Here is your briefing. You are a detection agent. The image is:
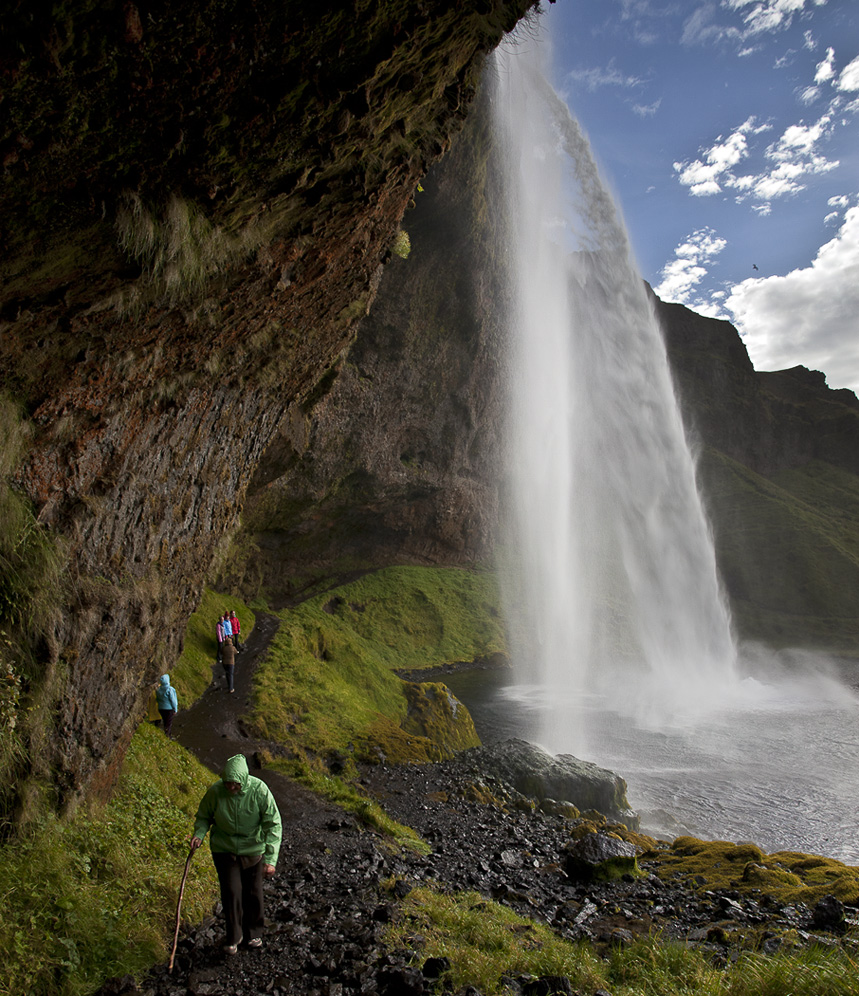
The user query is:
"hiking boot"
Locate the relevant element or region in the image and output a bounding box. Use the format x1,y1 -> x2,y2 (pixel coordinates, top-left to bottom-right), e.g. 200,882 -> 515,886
247,937 -> 263,949
223,935 -> 242,955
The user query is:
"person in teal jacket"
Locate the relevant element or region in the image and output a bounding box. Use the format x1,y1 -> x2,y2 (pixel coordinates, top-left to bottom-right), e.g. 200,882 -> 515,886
190,754 -> 282,954
155,674 -> 178,737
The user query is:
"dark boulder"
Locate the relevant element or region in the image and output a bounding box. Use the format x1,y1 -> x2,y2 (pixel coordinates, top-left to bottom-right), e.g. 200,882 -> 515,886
563,831 -> 639,883
456,739 -> 638,827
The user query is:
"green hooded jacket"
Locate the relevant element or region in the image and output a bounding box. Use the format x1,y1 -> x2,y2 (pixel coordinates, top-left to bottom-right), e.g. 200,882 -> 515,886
193,754 -> 282,864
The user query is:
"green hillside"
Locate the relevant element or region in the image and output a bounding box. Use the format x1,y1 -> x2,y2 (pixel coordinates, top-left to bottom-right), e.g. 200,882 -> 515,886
700,450 -> 859,663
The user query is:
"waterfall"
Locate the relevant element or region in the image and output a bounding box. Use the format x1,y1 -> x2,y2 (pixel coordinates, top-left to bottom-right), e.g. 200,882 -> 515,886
492,31 -> 739,753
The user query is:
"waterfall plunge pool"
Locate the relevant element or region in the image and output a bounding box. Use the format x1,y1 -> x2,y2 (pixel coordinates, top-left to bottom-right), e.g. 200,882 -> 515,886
443,662 -> 859,865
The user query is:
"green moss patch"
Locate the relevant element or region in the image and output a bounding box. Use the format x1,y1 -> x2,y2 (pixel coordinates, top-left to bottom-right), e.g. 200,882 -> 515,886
248,567 -> 487,764
656,836 -> 859,905
307,565 -> 507,671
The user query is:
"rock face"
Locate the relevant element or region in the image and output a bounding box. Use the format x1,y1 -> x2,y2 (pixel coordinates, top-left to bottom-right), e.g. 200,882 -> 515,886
453,738 -> 638,827
657,298 -> 859,478
657,296 -> 859,655
229,87 -> 511,599
0,0 -> 539,811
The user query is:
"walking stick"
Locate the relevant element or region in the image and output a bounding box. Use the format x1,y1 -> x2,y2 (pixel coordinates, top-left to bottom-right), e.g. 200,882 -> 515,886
169,844 -> 196,973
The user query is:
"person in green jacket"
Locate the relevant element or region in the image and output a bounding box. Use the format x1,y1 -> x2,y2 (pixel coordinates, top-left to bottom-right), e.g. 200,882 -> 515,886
190,754 -> 282,954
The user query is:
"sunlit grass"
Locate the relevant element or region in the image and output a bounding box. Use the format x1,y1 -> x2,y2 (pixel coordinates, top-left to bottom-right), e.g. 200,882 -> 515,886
250,567 -> 488,761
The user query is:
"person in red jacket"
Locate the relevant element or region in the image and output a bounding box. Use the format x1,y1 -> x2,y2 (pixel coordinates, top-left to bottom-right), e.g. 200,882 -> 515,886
229,610 -> 243,651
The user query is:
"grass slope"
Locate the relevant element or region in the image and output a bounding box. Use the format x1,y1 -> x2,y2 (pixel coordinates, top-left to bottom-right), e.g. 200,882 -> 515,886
388,885 -> 859,996
0,723 -> 218,996
250,566 -> 491,762
700,451 -> 859,657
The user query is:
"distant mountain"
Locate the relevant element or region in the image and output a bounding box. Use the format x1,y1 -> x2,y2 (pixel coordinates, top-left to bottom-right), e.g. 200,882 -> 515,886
658,298 -> 859,664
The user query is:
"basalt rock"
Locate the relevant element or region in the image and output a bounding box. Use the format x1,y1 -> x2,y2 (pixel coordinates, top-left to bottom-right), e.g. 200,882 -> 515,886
0,0 -> 540,812
228,83 -> 513,599
450,738 -> 639,828
562,831 -> 639,883
657,295 -> 859,654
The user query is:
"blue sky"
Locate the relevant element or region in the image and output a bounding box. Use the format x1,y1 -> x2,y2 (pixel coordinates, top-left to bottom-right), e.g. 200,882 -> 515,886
539,0 -> 859,392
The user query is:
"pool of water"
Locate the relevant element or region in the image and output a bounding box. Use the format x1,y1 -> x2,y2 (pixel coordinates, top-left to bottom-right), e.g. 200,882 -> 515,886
444,667 -> 859,864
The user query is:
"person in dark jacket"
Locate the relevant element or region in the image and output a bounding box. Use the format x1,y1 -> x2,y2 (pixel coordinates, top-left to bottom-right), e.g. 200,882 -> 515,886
191,754 -> 282,954
155,674 -> 178,736
221,636 -> 236,693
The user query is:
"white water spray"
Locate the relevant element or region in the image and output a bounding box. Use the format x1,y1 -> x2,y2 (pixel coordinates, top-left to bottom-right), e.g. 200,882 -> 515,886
493,32 -> 739,751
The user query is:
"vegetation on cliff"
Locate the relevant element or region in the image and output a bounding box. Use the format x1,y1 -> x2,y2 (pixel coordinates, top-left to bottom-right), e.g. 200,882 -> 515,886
250,566 -> 496,764
698,449 -> 859,660
0,724 -> 218,996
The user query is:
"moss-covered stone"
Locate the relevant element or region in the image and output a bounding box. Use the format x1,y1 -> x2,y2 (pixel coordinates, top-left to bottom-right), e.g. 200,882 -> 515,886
655,836 -> 859,905
401,680 -> 480,753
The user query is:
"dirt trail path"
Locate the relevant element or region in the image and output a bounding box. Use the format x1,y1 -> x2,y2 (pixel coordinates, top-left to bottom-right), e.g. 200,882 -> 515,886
170,612 -> 344,853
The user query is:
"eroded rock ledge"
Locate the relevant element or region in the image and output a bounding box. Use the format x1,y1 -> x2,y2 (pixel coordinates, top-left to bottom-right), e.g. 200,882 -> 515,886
0,0 -> 539,811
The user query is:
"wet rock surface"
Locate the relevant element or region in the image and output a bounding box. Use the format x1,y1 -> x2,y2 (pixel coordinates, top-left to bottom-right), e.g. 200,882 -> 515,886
107,620 -> 858,996
107,752 -> 859,996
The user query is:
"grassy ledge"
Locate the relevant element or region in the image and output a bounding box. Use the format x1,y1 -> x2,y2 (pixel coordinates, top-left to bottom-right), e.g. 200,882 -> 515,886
0,723 -> 218,996
386,884 -> 859,996
248,566 -> 494,764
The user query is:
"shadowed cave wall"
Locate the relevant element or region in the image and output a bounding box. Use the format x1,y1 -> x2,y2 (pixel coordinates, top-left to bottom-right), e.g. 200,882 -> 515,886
0,0 -> 540,814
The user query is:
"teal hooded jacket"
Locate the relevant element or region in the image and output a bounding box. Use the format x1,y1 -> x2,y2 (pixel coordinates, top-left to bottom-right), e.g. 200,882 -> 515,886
193,755 -> 282,864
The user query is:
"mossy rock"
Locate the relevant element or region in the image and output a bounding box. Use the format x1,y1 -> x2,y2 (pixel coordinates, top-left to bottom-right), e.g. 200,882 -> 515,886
563,831 -> 641,884
401,680 -> 480,754
655,837 -> 859,905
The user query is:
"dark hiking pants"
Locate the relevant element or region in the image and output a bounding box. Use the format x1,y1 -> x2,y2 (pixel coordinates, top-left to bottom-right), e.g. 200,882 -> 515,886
212,852 -> 265,944
158,708 -> 175,736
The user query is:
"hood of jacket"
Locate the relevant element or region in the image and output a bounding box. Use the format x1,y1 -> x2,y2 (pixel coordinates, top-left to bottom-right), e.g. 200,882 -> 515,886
159,674 -> 171,687
221,754 -> 250,789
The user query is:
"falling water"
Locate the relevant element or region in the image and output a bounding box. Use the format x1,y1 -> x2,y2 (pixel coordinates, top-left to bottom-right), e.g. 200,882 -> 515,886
492,31 -> 740,753
460,28 -> 859,858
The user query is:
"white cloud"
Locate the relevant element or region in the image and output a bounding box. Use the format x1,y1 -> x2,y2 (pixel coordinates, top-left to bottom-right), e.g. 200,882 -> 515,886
653,228 -> 728,303
814,46 -> 836,84
724,205 -> 859,391
683,0 -> 829,47
838,55 -> 859,92
723,0 -> 829,38
564,60 -> 645,92
674,109 -> 839,206
633,98 -> 662,117
674,119 -> 754,195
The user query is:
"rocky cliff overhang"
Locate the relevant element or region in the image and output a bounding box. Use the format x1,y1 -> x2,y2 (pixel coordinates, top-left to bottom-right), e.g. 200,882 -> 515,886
0,0 -> 539,812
